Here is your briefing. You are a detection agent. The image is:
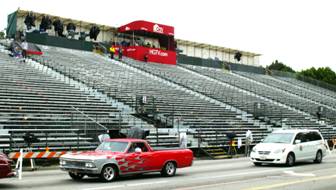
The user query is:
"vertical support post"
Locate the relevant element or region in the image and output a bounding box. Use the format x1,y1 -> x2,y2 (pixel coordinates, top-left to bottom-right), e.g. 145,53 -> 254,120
45,132 -> 48,148
9,131 -> 13,152
18,149 -> 23,180
77,130 -> 80,150
215,130 -> 218,146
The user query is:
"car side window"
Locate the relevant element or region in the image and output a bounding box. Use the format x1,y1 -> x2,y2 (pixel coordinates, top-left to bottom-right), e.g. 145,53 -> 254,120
135,142 -> 148,152
311,132 -> 322,141
127,142 -> 148,153
128,143 -> 137,153
304,132 -> 312,142
294,133 -> 305,143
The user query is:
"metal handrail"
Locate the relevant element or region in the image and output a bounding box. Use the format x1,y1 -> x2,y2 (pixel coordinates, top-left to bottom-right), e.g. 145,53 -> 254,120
70,105 -> 108,130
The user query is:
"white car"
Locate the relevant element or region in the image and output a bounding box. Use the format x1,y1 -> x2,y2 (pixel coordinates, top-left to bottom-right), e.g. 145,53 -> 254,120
250,129 -> 327,166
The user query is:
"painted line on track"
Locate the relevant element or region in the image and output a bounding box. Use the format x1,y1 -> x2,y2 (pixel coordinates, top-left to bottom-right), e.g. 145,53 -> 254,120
245,174 -> 336,190
283,170 -> 315,177
83,180 -> 167,190
189,168 -> 290,181
173,180 -> 244,190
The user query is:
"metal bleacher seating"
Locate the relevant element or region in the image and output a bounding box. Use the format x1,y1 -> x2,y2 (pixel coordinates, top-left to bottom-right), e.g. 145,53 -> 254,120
7,44 -> 334,157
178,64 -> 335,139
32,47 -> 269,152
0,51 -> 132,151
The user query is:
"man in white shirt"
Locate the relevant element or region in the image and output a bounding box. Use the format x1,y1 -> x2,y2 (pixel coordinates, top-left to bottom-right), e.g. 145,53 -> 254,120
246,130 -> 253,156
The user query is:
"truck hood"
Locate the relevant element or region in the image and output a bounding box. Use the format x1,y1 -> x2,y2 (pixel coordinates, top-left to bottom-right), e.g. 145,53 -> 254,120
61,151 -> 122,160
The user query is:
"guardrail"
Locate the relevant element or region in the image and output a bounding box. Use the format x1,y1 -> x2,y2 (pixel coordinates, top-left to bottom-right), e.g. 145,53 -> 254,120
1,128 -> 84,152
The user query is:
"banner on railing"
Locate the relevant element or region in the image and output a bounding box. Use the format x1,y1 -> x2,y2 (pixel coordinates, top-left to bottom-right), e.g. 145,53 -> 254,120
9,151 -> 82,159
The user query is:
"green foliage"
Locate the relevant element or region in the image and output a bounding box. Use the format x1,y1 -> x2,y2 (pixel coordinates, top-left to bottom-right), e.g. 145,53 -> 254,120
0,31 -> 5,39
267,60 -> 295,73
298,67 -> 336,86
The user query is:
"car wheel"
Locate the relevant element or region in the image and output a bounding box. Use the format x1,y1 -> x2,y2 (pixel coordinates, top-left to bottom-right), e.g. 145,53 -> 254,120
100,165 -> 118,182
69,172 -> 84,180
314,150 -> 323,163
161,161 -> 176,177
286,153 -> 295,167
254,162 -> 262,166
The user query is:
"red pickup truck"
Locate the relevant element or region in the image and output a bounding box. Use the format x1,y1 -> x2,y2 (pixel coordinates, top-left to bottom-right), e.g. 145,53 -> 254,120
0,152 -> 15,179
60,138 -> 193,182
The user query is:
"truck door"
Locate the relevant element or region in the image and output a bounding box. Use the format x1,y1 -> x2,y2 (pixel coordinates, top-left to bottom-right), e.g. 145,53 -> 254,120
123,142 -> 153,173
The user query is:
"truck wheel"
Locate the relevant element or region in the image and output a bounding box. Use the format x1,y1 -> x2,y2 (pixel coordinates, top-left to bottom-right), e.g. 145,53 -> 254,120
286,153 -> 295,167
161,161 -> 176,177
69,172 -> 84,180
100,165 -> 117,182
314,150 -> 323,163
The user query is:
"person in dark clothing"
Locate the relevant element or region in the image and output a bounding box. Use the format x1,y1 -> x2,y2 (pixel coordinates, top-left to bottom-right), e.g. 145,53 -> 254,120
144,53 -> 148,62
109,46 -> 115,59
226,131 -> 237,156
118,47 -> 123,60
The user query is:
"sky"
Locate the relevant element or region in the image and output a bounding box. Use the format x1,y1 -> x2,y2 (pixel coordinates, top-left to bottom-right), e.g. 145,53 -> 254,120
1,0 -> 335,72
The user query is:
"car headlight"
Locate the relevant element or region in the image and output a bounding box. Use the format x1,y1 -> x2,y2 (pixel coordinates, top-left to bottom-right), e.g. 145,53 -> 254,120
85,162 -> 96,168
273,148 -> 286,154
251,147 -> 257,153
60,160 -> 66,165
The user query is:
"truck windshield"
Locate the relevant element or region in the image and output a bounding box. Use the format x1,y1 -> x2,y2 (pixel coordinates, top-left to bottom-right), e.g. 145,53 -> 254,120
263,133 -> 294,144
96,141 -> 129,152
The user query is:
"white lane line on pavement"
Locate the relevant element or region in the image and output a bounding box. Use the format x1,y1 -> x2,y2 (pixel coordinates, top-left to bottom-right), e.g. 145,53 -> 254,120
283,170 -> 315,177
246,174 -> 336,190
189,168 -> 290,181
83,185 -> 124,190
83,180 -> 167,190
174,180 -> 243,190
127,181 -> 167,186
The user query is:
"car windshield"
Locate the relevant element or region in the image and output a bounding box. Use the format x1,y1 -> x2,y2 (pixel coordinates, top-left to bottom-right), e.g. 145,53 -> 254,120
263,133 -> 294,144
96,141 -> 129,152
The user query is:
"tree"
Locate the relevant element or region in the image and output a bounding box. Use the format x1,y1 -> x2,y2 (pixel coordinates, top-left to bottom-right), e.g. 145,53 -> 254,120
267,60 -> 295,73
0,31 -> 5,39
299,67 -> 336,86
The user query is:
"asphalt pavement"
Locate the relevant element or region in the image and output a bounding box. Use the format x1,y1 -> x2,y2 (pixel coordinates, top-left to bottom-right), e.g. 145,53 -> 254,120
1,153 -> 336,190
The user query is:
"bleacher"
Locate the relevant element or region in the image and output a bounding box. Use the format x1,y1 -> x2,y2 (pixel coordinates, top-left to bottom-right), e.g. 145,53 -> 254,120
235,71 -> 336,119
118,60 -> 334,139
2,41 -> 335,157
32,47 -> 269,151
179,64 -> 335,138
0,51 -> 131,151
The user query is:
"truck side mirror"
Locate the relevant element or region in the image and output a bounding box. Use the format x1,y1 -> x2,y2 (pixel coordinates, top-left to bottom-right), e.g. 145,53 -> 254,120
295,140 -> 301,144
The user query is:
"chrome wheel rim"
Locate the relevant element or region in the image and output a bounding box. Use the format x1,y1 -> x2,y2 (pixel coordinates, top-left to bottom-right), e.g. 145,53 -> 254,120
103,167 -> 114,180
166,162 -> 175,175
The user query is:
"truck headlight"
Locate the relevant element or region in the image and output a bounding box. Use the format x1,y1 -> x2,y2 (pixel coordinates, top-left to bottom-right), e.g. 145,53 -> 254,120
85,162 -> 96,168
60,160 -> 66,165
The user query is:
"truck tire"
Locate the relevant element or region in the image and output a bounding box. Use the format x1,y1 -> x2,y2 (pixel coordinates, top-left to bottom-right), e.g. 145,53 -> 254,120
161,161 -> 176,177
100,165 -> 117,182
69,172 -> 84,180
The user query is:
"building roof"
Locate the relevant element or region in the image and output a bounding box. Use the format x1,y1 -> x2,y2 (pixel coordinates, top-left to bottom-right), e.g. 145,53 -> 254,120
175,39 -> 261,57
16,9 -> 118,33
16,9 -> 261,57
